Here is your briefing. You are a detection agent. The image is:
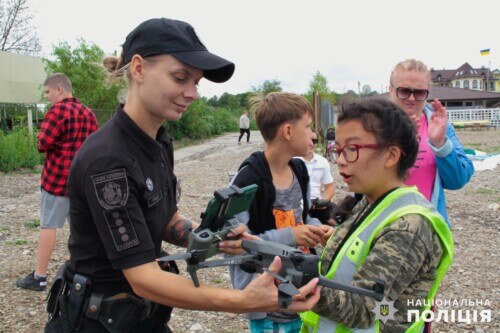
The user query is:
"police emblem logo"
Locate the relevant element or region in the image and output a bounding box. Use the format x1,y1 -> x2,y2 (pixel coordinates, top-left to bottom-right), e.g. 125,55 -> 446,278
146,178 -> 154,191
380,304 -> 389,316
371,297 -> 398,324
92,169 -> 129,210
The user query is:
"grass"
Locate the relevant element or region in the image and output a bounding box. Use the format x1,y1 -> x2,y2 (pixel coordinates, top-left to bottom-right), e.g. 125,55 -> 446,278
0,226 -> 9,232
475,188 -> 495,195
25,220 -> 40,229
6,239 -> 28,246
210,278 -> 222,284
0,128 -> 44,172
464,143 -> 500,154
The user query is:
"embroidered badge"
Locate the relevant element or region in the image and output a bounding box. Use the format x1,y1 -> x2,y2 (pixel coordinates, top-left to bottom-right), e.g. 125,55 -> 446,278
146,178 -> 154,192
147,190 -> 162,208
92,169 -> 129,210
103,207 -> 139,252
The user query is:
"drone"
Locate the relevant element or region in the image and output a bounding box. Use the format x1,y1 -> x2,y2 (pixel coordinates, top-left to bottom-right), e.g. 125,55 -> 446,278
159,184 -> 384,308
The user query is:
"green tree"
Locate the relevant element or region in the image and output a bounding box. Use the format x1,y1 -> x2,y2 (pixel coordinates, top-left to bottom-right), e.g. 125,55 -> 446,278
218,92 -> 240,109
251,79 -> 283,96
44,39 -> 124,112
306,71 -> 334,105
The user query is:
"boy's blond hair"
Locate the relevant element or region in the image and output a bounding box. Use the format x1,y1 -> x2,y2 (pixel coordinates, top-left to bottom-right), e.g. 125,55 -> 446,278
44,73 -> 72,93
250,92 -> 313,142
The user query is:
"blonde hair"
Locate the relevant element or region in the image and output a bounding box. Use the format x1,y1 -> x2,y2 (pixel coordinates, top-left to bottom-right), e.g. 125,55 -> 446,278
102,52 -> 130,83
44,73 -> 72,93
251,92 -> 313,142
390,59 -> 431,86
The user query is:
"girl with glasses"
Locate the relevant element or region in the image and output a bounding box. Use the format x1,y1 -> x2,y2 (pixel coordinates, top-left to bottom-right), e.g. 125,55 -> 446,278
301,98 -> 454,333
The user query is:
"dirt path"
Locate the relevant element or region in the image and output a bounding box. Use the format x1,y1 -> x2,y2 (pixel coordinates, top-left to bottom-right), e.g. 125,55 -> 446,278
0,130 -> 498,332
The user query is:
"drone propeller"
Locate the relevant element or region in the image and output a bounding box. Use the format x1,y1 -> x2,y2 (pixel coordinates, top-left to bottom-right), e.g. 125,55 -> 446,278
264,268 -> 300,308
264,268 -> 300,296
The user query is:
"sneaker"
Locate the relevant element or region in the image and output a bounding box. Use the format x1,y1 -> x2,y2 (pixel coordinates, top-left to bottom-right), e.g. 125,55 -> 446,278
16,271 -> 47,291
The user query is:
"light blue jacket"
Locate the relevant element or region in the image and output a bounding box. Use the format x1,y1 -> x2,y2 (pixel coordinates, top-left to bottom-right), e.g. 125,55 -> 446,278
423,105 -> 474,226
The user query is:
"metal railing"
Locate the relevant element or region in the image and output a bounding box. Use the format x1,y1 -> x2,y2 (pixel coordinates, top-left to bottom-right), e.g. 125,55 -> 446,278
447,108 -> 499,127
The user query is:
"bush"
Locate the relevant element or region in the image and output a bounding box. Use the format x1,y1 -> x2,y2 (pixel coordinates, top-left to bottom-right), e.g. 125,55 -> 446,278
0,128 -> 43,172
164,100 -> 240,140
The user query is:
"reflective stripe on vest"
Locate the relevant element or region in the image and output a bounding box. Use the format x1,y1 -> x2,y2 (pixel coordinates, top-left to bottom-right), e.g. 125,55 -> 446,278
301,187 -> 454,333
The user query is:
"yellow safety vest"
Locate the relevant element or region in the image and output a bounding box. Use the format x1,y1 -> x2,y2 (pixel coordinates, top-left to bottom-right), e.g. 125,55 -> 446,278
301,187 -> 454,333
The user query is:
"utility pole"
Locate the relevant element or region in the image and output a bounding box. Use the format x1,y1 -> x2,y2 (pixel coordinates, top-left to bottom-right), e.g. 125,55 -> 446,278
357,81 -> 361,96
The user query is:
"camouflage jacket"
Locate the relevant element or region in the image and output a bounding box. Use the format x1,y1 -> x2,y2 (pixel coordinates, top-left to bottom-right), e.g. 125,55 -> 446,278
313,198 -> 443,333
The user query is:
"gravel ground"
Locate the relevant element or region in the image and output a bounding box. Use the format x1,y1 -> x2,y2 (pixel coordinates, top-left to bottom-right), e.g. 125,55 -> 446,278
0,130 -> 498,333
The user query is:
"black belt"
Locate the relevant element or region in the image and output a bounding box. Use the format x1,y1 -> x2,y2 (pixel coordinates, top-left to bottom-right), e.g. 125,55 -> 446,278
84,292 -> 158,332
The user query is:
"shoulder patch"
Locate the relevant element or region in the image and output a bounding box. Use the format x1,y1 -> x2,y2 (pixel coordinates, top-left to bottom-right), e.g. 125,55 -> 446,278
103,207 -> 139,252
92,169 -> 129,210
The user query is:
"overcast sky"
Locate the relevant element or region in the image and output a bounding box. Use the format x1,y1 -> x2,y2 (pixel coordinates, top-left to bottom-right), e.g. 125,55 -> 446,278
29,0 -> 498,98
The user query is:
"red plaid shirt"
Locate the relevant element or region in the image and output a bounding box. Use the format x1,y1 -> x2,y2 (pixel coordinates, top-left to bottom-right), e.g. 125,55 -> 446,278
38,97 -> 98,196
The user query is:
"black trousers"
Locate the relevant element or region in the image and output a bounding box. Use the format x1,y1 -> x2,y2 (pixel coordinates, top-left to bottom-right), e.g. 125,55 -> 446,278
238,128 -> 250,142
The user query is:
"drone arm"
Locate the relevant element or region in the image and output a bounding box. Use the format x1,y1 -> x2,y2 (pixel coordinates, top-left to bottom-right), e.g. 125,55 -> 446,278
318,278 -> 384,301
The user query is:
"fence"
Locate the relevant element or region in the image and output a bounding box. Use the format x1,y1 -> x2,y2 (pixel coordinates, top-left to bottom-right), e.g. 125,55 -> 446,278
447,108 -> 500,128
0,106 -> 115,134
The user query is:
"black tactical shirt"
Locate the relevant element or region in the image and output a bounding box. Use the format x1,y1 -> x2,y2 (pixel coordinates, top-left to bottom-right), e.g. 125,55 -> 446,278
66,105 -> 178,293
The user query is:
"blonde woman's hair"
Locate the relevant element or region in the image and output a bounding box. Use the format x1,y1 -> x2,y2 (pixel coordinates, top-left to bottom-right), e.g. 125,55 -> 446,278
102,52 -> 130,83
251,92 -> 313,142
390,59 -> 431,86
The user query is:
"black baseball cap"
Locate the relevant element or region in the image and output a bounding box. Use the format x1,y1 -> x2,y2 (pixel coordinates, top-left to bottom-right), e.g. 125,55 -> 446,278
122,18 -> 235,83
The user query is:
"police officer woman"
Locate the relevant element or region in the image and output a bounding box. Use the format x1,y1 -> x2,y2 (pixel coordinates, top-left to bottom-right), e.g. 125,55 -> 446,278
45,18 -> 320,333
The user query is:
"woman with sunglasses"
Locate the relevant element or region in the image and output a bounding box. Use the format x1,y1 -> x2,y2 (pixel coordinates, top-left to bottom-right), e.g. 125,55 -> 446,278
388,59 -> 473,226
300,98 -> 454,333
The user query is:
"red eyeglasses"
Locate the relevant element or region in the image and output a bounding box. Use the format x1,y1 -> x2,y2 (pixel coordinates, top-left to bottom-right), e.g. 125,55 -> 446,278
332,144 -> 390,163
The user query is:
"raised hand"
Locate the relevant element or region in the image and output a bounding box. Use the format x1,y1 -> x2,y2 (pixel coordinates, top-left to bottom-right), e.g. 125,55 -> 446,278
428,99 -> 447,148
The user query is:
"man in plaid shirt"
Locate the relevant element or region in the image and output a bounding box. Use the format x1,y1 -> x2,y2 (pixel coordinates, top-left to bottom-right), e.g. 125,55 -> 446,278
17,73 -> 98,291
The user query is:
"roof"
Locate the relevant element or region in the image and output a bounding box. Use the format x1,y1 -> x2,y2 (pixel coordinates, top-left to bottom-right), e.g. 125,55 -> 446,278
430,62 -> 495,81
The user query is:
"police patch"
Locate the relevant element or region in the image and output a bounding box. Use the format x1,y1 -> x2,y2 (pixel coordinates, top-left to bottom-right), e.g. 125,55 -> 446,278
103,207 -> 139,252
92,169 -> 129,210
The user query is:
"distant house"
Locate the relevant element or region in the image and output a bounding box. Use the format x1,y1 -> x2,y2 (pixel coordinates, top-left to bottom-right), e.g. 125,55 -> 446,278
430,62 -> 498,92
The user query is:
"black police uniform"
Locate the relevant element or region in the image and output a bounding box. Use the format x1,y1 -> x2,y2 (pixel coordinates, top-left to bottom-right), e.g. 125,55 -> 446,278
46,105 -> 178,333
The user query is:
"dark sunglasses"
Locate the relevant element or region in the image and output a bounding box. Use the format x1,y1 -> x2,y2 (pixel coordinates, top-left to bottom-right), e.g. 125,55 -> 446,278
312,138 -> 318,144
394,86 -> 429,101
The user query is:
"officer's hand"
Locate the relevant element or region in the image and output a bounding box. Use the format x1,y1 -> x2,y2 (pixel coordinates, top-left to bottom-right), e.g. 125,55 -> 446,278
244,256 -> 320,312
